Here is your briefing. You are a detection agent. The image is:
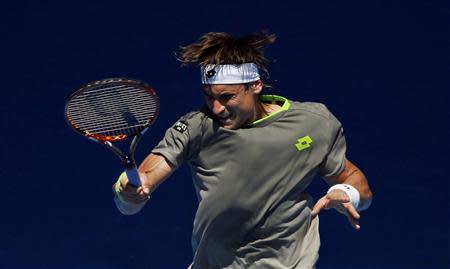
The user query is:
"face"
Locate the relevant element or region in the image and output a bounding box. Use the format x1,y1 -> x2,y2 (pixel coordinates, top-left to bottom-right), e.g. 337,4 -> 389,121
203,81 -> 263,129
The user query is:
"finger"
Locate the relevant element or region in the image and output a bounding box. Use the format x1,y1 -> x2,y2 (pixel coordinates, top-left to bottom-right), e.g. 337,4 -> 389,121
346,213 -> 361,230
121,187 -> 149,203
346,204 -> 361,220
134,187 -> 149,199
311,197 -> 330,217
341,203 -> 361,230
328,201 -> 348,215
138,187 -> 151,199
141,186 -> 151,195
137,172 -> 152,195
122,181 -> 139,191
119,173 -> 131,187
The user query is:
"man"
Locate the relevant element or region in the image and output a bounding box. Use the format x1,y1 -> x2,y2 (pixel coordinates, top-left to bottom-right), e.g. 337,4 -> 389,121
113,31 -> 373,269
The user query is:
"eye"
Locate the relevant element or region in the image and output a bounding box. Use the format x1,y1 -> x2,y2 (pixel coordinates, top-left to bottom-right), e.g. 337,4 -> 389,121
204,92 -> 213,100
219,93 -> 234,101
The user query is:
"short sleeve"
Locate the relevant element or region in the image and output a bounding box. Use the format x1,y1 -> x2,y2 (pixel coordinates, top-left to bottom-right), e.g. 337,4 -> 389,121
151,111 -> 204,168
318,109 -> 347,177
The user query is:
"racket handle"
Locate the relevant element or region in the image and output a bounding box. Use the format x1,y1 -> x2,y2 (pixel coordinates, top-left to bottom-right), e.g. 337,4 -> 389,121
125,165 -> 142,187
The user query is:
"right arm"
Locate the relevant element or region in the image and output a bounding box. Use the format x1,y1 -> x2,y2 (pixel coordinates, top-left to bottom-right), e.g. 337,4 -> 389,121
113,153 -> 176,215
114,111 -> 205,214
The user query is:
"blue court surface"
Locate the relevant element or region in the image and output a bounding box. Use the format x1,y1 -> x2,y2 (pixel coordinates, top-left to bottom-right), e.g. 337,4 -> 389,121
1,1 -> 447,269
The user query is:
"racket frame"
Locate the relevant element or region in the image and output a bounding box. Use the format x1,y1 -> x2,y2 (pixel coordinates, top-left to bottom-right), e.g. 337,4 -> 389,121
65,77 -> 159,187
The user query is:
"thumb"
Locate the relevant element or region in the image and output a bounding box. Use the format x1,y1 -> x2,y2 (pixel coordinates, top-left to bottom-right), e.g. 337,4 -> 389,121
138,171 -> 151,195
143,187 -> 151,195
311,197 -> 329,217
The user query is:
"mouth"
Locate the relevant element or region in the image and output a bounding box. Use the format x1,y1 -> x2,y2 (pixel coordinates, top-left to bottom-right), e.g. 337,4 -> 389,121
217,114 -> 233,124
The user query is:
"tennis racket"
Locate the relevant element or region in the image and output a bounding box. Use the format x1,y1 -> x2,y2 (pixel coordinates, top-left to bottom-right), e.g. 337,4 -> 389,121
64,77 -> 160,187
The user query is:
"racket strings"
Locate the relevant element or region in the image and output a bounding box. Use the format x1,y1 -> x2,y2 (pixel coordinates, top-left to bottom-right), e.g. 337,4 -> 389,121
69,85 -> 154,109
66,83 -> 159,139
67,103 -> 155,125
67,100 -> 157,126
68,101 -> 158,124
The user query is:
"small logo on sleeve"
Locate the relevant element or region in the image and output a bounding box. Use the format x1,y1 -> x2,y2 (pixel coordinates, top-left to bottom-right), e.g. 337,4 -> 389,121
173,121 -> 188,133
295,135 -> 313,151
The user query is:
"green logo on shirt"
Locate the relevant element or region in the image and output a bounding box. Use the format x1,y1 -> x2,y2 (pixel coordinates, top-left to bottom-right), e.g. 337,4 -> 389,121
295,135 -> 313,151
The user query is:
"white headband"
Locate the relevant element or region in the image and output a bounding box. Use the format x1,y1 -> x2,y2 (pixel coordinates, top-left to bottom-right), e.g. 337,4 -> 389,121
201,63 -> 260,84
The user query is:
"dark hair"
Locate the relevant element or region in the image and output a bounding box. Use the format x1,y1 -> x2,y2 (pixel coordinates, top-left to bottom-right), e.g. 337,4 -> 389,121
177,31 -> 276,77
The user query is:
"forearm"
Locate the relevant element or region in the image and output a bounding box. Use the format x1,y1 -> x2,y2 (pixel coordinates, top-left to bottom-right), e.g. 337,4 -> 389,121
340,167 -> 372,201
113,153 -> 175,215
138,153 -> 175,194
327,160 -> 373,209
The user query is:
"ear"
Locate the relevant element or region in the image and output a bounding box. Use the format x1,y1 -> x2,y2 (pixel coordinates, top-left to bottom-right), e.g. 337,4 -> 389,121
251,80 -> 263,94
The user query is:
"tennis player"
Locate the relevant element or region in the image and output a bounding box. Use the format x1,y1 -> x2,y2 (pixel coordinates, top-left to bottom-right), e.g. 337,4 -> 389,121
113,31 -> 373,269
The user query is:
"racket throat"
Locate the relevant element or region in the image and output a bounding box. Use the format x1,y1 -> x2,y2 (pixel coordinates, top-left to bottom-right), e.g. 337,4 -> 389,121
103,141 -> 141,186
123,155 -> 137,168
102,141 -> 136,166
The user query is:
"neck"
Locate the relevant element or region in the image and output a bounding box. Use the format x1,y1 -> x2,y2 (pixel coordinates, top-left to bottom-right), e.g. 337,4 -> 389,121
255,100 -> 280,120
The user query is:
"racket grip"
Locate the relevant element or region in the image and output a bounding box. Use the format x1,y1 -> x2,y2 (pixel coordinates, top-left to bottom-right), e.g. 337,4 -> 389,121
125,165 -> 142,187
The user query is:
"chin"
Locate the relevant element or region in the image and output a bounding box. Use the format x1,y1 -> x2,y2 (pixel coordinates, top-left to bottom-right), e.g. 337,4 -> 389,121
217,117 -> 245,130
227,122 -> 247,130
221,121 -> 239,130
221,124 -> 235,130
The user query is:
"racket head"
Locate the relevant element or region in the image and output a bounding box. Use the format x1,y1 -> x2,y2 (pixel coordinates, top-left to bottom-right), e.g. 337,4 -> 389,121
65,77 -> 159,142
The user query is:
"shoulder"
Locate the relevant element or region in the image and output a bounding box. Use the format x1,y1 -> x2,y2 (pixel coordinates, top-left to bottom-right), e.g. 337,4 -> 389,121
288,101 -> 335,120
178,109 -> 211,125
171,109 -> 212,135
287,100 -> 343,134
178,110 -> 208,123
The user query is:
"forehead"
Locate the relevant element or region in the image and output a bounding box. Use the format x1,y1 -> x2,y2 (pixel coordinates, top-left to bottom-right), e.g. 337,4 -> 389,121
203,84 -> 245,95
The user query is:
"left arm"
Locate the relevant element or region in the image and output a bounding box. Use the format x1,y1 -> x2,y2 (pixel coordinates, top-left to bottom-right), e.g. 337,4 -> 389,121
326,159 -> 373,206
311,159 -> 373,229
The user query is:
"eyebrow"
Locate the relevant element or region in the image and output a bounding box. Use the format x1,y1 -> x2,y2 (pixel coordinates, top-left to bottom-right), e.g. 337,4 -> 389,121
203,91 -> 236,99
202,84 -> 243,98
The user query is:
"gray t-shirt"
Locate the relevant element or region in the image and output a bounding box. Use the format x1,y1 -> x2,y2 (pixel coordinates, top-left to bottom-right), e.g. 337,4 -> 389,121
152,95 -> 346,269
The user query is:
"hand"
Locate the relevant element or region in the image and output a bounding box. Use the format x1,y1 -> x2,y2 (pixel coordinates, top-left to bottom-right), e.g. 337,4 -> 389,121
311,189 -> 361,230
116,172 -> 150,204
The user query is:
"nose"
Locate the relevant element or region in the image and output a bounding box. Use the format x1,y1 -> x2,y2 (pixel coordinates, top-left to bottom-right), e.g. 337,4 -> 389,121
211,99 -> 226,116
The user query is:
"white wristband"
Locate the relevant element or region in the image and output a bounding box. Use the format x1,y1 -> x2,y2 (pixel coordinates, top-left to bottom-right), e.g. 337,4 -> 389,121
327,184 -> 360,210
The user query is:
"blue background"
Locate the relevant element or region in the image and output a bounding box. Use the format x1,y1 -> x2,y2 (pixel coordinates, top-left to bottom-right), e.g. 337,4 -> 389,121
1,1 -> 448,268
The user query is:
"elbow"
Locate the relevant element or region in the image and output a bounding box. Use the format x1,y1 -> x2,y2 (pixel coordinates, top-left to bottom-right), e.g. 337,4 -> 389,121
358,187 -> 373,211
362,187 -> 373,202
